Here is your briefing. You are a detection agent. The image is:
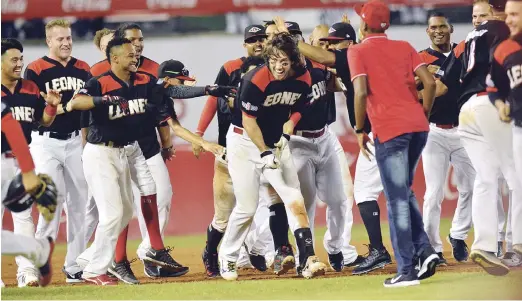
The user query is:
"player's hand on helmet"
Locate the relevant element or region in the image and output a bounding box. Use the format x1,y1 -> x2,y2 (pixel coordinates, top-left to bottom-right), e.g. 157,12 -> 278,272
261,150 -> 280,169
205,85 -> 237,98
273,16 -> 289,34
22,171 -> 42,195
40,90 -> 61,107
495,100 -> 511,123
356,131 -> 374,161
341,13 -> 350,24
275,134 -> 290,160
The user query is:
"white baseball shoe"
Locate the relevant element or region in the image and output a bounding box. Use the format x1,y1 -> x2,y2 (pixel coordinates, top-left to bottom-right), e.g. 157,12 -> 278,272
17,272 -> 39,287
301,256 -> 327,279
219,258 -> 238,281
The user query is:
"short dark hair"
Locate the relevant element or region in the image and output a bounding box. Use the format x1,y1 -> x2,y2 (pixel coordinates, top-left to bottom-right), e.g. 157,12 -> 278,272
263,32 -> 303,69
115,23 -> 141,39
106,37 -> 131,63
1,38 -> 23,56
428,12 -> 450,23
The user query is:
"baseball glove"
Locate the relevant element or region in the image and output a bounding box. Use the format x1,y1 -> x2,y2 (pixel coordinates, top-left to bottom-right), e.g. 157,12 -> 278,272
33,174 -> 58,223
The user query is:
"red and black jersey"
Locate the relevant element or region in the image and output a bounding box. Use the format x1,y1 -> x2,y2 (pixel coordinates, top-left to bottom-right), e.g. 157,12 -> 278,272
419,44 -> 459,125
488,35 -> 522,124
1,100 -> 35,172
24,56 -> 90,134
295,59 -> 335,131
90,56 -> 159,78
1,80 -> 46,152
457,20 -> 510,107
78,71 -> 165,153
232,65 -> 312,147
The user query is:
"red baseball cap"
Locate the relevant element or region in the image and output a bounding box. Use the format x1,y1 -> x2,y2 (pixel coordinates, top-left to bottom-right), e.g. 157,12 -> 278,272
354,0 -> 391,31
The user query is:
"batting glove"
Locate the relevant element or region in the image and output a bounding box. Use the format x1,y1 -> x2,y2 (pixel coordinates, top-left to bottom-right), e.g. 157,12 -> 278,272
260,150 -> 280,169
275,134 -> 290,160
93,95 -> 130,115
205,85 -> 237,98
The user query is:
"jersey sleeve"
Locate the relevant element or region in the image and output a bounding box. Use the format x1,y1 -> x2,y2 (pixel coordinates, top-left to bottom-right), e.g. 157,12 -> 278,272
439,51 -> 463,89
333,49 -> 350,79
214,66 -> 231,86
348,47 -> 366,81
238,79 -> 264,118
147,78 -> 174,125
34,92 -> 46,122
487,56 -> 510,104
77,78 -> 102,97
24,67 -> 43,91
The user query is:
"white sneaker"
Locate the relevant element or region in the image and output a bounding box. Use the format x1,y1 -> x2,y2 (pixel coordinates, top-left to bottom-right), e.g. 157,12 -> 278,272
502,252 -> 522,267
17,273 -> 39,287
219,257 -> 238,281
301,256 -> 327,279
136,247 -> 148,261
265,251 -> 275,269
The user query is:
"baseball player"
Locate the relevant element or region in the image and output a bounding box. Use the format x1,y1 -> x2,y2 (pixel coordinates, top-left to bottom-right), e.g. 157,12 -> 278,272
488,0 -> 522,262
452,0 -> 522,275
418,13 -> 475,265
194,25 -> 276,277
287,21 -> 390,273
219,32 -> 327,280
94,28 -> 115,55
349,0 -> 439,287
24,19 -> 90,283
1,38 -> 60,287
1,99 -> 57,288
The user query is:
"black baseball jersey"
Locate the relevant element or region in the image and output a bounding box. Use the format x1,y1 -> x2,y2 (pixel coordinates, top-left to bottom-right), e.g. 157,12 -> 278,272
488,35 -> 522,124
419,45 -> 459,125
78,71 -> 166,150
1,80 -> 46,153
25,56 -> 90,134
232,65 -> 312,147
295,59 -> 334,131
1,100 -> 11,154
456,20 -> 510,107
333,48 -> 371,133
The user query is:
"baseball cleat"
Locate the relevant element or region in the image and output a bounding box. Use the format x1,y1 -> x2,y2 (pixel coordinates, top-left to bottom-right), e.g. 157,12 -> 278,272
301,256 -> 327,279
416,248 -> 439,280
501,252 -> 522,267
344,255 -> 365,268
219,258 -> 238,281
436,252 -> 447,267
447,235 -> 469,262
243,243 -> 267,272
353,245 -> 392,275
108,260 -> 139,285
143,261 -> 189,278
83,274 -> 118,286
63,267 -> 84,283
512,244 -> 522,257
38,237 -> 54,287
202,247 -> 220,278
142,247 -> 187,272
470,250 -> 509,276
328,252 -> 344,272
383,272 -> 420,288
17,273 -> 39,287
273,245 -> 295,276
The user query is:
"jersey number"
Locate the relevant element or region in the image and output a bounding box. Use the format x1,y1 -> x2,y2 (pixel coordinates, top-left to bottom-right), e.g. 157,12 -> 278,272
467,40 -> 476,73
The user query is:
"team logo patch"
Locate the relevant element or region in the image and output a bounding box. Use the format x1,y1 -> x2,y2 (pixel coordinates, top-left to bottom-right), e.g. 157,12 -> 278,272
328,27 -> 336,33
249,26 -> 262,33
381,22 -> 387,28
242,101 -> 258,111
285,22 -> 293,28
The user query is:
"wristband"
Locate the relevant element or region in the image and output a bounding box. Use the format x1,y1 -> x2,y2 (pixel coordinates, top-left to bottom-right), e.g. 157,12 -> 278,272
260,150 -> 272,158
44,105 -> 57,117
282,134 -> 290,141
355,128 -> 364,134
92,96 -> 103,106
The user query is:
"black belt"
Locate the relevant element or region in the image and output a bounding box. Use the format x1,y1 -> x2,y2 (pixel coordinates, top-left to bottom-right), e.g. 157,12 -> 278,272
38,129 -> 79,140
294,128 -> 326,138
98,141 -> 133,148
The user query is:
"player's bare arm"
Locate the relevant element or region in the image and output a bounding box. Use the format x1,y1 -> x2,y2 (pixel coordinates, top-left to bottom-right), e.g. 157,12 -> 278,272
158,126 -> 175,161
352,76 -> 373,160
165,118 -> 224,156
415,65 -> 436,116
39,89 -> 61,126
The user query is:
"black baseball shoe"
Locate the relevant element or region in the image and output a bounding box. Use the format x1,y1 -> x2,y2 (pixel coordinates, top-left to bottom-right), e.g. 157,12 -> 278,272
143,260 -> 189,278
63,267 -> 84,283
447,235 -> 469,262
383,272 -> 420,288
437,252 -> 447,266
202,247 -> 220,278
328,252 -> 344,272
142,246 -> 187,274
107,259 -> 139,285
273,245 -> 295,276
243,243 -> 267,272
353,245 -> 392,275
415,247 -> 439,280
344,255 -> 366,268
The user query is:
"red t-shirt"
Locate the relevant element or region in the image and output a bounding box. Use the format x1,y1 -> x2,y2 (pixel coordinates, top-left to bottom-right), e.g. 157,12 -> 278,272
348,33 -> 428,142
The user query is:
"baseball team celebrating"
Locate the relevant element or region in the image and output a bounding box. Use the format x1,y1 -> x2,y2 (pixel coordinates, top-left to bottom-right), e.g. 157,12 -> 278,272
1,0 -> 522,289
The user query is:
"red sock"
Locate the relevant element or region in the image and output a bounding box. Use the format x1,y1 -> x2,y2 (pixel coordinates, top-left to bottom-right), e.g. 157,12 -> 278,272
141,194 -> 164,250
114,226 -> 129,263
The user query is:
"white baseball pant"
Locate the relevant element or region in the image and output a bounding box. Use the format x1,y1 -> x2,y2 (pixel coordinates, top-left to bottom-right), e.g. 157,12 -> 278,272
353,133 -> 383,204
80,142 -> 134,277
1,230 -> 52,270
29,132 -> 87,275
289,128 -> 346,255
220,126 -> 307,262
421,124 -> 474,253
458,94 -> 522,252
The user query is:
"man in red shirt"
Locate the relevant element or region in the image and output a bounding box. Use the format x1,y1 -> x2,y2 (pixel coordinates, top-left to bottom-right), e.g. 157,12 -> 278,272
348,0 -> 439,288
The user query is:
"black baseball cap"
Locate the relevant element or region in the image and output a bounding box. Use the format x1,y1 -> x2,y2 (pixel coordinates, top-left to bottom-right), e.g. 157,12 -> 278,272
264,20 -> 302,35
320,22 -> 357,42
158,60 -> 195,81
244,25 -> 267,42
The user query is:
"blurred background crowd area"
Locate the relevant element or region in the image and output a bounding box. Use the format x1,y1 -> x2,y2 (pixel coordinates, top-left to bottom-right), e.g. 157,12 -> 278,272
2,0 -> 474,41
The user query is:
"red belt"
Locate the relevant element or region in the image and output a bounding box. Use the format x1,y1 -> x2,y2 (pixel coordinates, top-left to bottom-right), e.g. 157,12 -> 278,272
295,128 -> 326,138
477,91 -> 488,96
233,127 -> 244,135
434,124 -> 456,129
4,152 -> 15,158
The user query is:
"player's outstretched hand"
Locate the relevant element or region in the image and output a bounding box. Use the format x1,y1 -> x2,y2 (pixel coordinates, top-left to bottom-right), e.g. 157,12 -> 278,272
40,90 -> 61,107
261,150 -> 280,169
273,16 -> 289,34
202,140 -> 226,157
192,143 -> 204,159
205,85 -> 237,98
96,95 -> 130,115
275,134 -> 290,160
341,14 -> 350,24
356,132 -> 374,161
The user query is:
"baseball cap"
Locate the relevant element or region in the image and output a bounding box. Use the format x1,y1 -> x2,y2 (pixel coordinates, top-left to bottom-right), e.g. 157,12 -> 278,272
489,0 -> 507,11
264,20 -> 303,35
319,22 -> 357,41
244,25 -> 267,42
158,60 -> 195,81
354,0 -> 390,31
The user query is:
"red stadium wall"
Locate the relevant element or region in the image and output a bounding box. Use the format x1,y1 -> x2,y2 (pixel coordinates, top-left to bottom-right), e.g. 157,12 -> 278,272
2,134 -> 482,243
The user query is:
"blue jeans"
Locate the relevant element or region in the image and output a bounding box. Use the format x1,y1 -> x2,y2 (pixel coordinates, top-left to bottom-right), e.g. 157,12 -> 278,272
374,132 -> 432,274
